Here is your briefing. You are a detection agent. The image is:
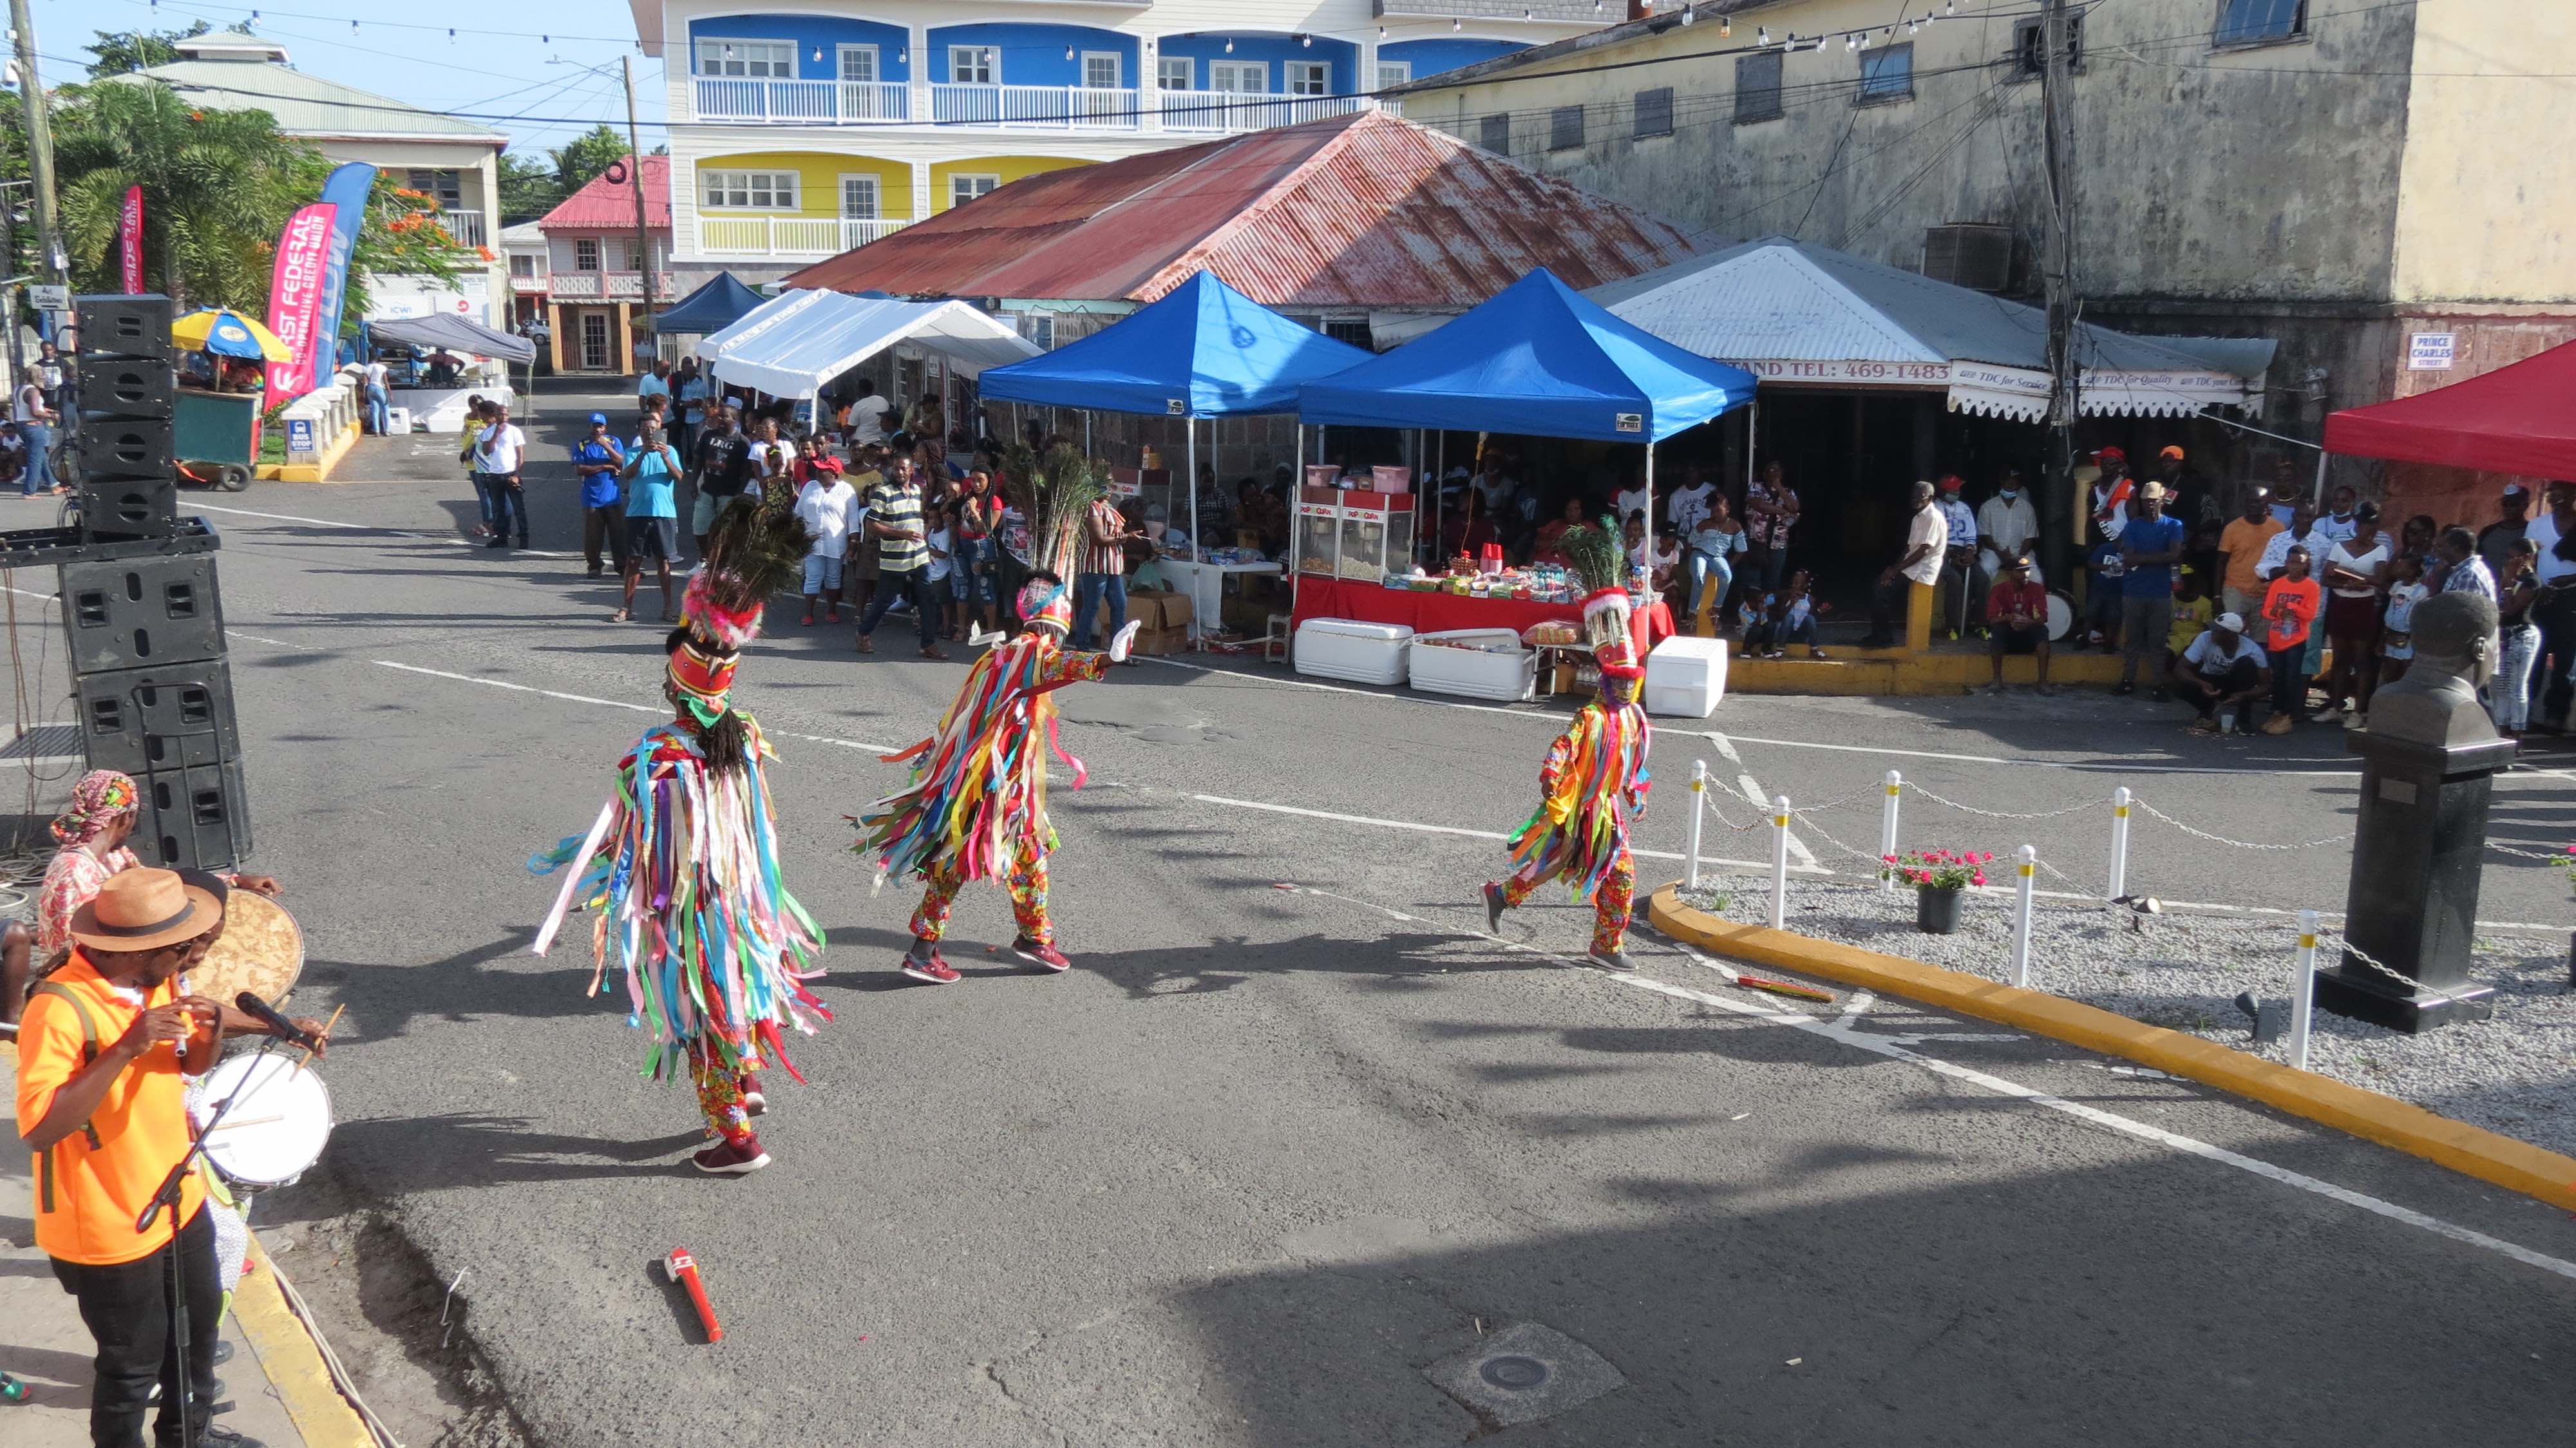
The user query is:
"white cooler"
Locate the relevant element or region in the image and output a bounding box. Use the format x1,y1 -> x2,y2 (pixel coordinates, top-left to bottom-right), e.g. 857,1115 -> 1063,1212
1643,635 -> 1728,717
1295,618 -> 1414,686
384,406 -> 413,433
1408,628 -> 1536,702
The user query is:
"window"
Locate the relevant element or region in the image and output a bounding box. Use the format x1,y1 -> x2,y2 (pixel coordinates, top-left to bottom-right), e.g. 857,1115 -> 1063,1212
1548,104 -> 1585,151
950,174 -> 999,209
508,253 -> 536,278
840,175 -> 879,220
1857,43 -> 1914,105
950,45 -> 996,84
1323,319 -> 1372,350
699,169 -> 799,211
406,168 -> 462,209
1734,52 -> 1783,123
607,237 -> 628,272
2215,0 -> 2307,46
694,39 -> 793,78
574,238 -> 600,271
2011,17 -> 2085,77
1378,61 -> 1411,90
1478,113 -> 1510,153
1286,61 -> 1329,97
838,45 -> 877,83
1158,56 -> 1193,90
1633,86 -> 1674,138
580,312 -> 611,370
1083,52 -> 1121,90
1011,312 -> 1055,349
1209,60 -> 1267,93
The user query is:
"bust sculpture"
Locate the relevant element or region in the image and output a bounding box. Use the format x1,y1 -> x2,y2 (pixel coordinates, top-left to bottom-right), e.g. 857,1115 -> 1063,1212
2367,590 -> 2499,747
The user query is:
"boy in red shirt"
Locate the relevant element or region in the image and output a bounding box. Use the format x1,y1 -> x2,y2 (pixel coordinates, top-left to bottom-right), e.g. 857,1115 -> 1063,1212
1982,552 -> 2056,694
2259,544 -> 2322,735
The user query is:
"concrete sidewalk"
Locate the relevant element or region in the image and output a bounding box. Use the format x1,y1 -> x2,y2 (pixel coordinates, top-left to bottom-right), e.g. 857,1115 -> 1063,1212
3,1042 -> 327,1447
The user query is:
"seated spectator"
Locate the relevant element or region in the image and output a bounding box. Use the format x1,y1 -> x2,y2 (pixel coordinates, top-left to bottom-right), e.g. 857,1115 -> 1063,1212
1743,570 -> 1827,660
2166,565 -> 2215,694
1532,497 -> 1583,567
1983,553 -> 2055,695
2170,612 -> 2269,736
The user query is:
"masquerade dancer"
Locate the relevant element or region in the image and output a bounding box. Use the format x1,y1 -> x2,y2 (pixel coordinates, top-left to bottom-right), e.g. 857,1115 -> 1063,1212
856,444 -> 1141,984
1484,520 -> 1653,971
532,504 -> 829,1175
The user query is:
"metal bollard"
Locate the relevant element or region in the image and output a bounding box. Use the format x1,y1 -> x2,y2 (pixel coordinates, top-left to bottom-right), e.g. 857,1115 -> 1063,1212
1769,794 -> 1792,929
2291,910 -> 2319,1071
2107,786 -> 2133,901
1879,770 -> 1903,892
2011,845 -> 2037,989
1686,759 -> 1709,891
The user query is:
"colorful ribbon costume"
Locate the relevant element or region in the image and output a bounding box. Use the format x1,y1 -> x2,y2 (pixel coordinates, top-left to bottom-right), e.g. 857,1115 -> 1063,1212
1488,522 -> 1653,964
855,444 -> 1130,980
531,504 -> 827,1173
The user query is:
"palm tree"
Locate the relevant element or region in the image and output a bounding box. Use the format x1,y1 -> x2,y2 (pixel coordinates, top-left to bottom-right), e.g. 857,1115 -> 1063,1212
54,80 -> 322,309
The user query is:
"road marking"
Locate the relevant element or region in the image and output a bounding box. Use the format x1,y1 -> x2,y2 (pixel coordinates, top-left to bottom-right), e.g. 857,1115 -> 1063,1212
369,660 -> 903,753
192,502 -> 576,559
1282,881 -> 2576,1285
1186,792 -> 1829,874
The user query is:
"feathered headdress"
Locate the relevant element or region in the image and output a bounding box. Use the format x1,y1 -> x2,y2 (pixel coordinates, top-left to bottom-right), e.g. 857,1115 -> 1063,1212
1561,517 -> 1636,657
668,495 -> 812,750
1002,442 -> 1106,631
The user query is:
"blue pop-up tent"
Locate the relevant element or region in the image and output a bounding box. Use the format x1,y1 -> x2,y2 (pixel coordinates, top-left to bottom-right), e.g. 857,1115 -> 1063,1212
1297,267 -> 1756,444
980,271 -> 1373,418
652,272 -> 766,336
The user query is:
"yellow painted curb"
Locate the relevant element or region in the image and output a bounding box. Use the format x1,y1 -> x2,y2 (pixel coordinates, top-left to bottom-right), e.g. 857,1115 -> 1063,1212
232,1237 -> 375,1447
1645,883 -> 2576,1214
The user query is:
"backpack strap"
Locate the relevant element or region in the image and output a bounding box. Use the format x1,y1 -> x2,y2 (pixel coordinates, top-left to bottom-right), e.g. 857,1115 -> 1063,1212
29,981 -> 106,1215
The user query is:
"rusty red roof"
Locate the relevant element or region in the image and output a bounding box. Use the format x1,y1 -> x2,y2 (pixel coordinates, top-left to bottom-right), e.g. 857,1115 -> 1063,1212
784,111 -> 1703,309
539,154 -> 670,233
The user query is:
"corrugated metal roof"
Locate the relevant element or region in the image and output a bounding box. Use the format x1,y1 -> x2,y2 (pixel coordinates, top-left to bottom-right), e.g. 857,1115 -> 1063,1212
1591,236 -> 2253,377
119,46 -> 504,140
540,155 -> 671,233
786,110 -> 1703,309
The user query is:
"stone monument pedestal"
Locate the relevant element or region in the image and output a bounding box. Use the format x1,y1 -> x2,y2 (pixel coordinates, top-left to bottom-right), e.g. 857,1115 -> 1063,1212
2322,731 -> 2515,1032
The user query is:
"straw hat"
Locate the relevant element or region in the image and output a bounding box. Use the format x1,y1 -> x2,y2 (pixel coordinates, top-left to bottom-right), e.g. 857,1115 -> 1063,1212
68,868 -> 222,953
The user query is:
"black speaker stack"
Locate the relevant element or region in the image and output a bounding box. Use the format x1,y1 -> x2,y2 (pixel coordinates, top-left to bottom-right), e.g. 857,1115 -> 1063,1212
0,293 -> 252,870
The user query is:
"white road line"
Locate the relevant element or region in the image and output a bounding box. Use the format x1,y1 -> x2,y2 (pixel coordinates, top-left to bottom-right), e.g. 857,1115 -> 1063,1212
369,660 -> 904,753
228,632 -> 303,649
191,502 -> 576,558
1282,881 -> 2576,1284
1698,730 -> 2365,778
1186,792 -> 1829,873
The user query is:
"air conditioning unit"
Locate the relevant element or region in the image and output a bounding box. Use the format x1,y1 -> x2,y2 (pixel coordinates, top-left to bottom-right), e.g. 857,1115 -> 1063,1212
1923,223 -> 2014,292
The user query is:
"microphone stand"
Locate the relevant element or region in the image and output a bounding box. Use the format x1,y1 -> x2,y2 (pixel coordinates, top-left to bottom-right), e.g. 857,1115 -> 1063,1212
136,1033 -> 284,1448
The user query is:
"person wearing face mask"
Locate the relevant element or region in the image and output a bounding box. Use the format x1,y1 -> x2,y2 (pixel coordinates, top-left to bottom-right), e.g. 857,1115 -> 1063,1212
1975,469 -> 2040,598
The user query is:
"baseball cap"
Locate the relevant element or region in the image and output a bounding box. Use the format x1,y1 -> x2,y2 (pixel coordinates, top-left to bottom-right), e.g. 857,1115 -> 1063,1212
2000,551 -> 2031,571
2216,611 -> 2246,633
2136,481 -> 2168,501
2159,445 -> 2186,461
2505,483 -> 2531,498
588,411 -> 608,425
2094,444 -> 2128,464
1937,473 -> 1964,492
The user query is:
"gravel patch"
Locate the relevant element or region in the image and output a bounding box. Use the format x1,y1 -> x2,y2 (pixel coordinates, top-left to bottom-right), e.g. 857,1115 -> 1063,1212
1680,877 -> 2576,1157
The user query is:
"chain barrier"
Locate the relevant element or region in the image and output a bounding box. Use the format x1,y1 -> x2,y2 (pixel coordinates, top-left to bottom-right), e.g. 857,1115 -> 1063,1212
2485,842 -> 2570,862
2313,927 -> 2479,1007
1795,809 -> 1910,868
1903,782 -> 2100,822
1694,785 -> 1763,834
2130,797 -> 2344,852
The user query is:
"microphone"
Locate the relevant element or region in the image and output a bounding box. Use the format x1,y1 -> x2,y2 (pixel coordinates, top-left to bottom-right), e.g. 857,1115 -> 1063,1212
234,991 -> 319,1049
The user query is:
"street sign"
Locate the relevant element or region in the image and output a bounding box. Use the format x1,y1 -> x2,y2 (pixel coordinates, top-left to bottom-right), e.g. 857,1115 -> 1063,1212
30,284 -> 68,312
2407,332 -> 2457,371
286,417 -> 317,456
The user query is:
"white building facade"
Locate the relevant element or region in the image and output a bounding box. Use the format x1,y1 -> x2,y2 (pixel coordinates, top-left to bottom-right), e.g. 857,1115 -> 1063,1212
631,0 -> 1608,285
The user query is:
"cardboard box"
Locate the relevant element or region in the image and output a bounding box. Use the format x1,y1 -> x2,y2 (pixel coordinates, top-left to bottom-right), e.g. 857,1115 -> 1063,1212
1127,587 -> 1192,630
1132,624 -> 1189,656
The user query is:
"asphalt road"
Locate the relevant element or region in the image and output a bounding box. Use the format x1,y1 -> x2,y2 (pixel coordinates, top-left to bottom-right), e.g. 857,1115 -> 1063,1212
8,396 -> 2576,1446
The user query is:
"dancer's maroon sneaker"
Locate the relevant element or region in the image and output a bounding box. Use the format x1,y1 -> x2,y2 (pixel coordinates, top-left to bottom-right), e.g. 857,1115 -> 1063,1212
1011,937 -> 1072,973
900,941 -> 961,984
692,1136 -> 770,1174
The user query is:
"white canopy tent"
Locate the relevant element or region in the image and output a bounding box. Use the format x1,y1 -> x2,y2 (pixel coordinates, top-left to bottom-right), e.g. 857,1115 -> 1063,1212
701,289 -> 1040,401
1586,236 -> 2266,421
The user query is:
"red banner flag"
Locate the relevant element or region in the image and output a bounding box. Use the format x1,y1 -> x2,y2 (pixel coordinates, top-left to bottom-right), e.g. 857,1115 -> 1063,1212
264,202 -> 337,398
118,186 -> 145,293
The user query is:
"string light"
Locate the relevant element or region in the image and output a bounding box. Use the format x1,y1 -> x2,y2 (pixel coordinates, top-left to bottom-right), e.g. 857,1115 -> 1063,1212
1846,33 -> 1860,50
1681,6 -> 1694,25
1064,44 -> 1074,60
1757,27 -> 1769,44
1302,33 -> 1312,47
1225,37 -> 1235,53
1378,25 -> 1387,39
815,47 -> 826,62
1454,17 -> 1463,31
1720,17 -> 1731,37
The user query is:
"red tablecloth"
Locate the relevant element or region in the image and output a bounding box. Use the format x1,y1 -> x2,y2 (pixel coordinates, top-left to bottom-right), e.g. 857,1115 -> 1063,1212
1293,576 -> 1673,651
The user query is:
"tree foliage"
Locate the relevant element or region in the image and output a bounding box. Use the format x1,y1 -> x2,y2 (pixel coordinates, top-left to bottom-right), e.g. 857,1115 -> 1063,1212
551,125 -> 631,195
53,79 -> 462,326
82,22 -> 211,79
497,151 -> 561,224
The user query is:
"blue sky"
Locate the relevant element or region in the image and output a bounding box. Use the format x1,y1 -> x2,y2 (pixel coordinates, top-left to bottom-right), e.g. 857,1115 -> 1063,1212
41,0 -> 669,157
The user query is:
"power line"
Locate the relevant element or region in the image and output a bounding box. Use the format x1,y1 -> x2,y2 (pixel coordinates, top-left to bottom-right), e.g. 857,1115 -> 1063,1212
69,0 -> 642,49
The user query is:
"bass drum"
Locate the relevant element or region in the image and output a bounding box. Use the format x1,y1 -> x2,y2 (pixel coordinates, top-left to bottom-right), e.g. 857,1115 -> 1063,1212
2045,589 -> 2077,642
191,891 -> 303,1009
188,1052 -> 333,1192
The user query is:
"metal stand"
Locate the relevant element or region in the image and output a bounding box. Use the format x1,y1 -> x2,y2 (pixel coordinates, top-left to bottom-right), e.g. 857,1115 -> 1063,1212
135,1035 -> 283,1448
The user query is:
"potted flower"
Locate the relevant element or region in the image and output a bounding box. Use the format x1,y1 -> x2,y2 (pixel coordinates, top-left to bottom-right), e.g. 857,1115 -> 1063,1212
1881,848 -> 1991,935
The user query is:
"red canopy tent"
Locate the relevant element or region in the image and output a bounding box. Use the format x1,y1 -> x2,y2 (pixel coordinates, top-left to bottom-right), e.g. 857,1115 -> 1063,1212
2323,338 -> 2576,479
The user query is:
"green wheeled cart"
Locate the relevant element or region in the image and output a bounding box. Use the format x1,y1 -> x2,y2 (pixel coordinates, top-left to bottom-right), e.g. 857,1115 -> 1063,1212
173,386 -> 258,491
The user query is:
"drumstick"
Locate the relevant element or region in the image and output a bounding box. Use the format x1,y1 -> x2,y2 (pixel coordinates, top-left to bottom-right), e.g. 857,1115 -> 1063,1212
290,1004 -> 345,1080
208,1114 -> 286,1132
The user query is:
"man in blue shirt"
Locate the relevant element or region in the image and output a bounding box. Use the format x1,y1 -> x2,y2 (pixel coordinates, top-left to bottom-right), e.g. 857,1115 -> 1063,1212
2113,480 -> 2188,698
573,412 -> 629,578
616,422 -> 685,624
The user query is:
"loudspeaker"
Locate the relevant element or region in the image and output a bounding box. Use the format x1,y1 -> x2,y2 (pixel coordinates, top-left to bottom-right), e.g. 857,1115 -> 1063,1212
78,414 -> 175,474
137,758 -> 252,872
75,354 -> 175,418
60,553 -> 225,671
72,294 -> 174,361
80,477 -> 180,538
75,660 -> 240,774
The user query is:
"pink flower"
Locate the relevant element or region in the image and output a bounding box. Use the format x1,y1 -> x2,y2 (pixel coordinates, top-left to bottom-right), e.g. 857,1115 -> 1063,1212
1883,854 -> 1898,864
1971,872 -> 1987,886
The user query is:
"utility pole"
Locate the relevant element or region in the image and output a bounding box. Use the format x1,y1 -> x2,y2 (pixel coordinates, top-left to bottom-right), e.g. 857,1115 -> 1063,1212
8,0 -> 63,292
0,182 -> 21,387
2037,0 -> 2078,584
621,55 -> 657,372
